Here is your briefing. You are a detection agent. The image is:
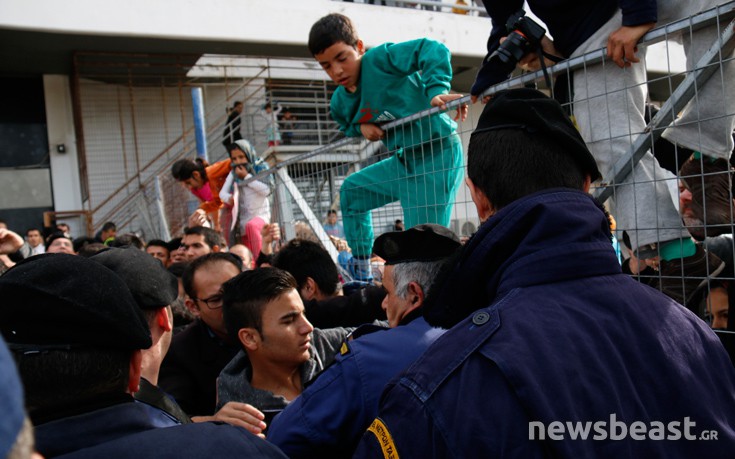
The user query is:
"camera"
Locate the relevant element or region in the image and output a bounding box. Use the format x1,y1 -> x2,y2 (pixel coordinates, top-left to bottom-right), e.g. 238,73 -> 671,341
488,9 -> 546,74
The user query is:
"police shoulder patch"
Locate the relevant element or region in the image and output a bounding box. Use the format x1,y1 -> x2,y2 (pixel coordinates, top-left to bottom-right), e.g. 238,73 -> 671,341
340,341 -> 350,356
367,417 -> 400,459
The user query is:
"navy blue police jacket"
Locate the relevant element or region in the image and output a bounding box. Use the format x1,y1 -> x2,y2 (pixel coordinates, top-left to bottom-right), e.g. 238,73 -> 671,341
267,315 -> 445,458
34,397 -> 287,459
354,189 -> 735,458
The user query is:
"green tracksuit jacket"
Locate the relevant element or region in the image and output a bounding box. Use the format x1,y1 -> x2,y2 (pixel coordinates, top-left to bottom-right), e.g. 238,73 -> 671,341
330,39 -> 464,258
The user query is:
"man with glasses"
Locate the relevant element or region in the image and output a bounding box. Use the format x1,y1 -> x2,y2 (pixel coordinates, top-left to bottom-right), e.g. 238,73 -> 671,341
160,253 -> 265,436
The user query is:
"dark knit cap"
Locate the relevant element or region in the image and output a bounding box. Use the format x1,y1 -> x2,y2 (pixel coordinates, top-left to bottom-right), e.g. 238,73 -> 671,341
373,224 -> 461,265
0,253 -> 151,350
472,88 -> 601,180
91,247 -> 178,311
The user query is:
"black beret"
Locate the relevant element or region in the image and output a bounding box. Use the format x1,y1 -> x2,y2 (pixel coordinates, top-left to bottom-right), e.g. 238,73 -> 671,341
472,88 -> 601,181
0,253 -> 152,350
373,224 -> 461,265
91,247 -> 178,311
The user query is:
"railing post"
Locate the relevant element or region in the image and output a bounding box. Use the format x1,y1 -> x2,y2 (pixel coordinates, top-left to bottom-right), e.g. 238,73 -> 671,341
154,176 -> 171,241
191,87 -> 209,162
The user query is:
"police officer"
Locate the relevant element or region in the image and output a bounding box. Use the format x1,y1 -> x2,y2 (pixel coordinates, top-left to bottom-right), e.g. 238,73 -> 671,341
267,224 -> 460,458
353,89 -> 735,458
91,246 -> 191,425
0,254 -> 287,459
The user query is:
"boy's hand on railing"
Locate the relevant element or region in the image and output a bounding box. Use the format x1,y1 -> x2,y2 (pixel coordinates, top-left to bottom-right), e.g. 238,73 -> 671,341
607,23 -> 655,68
360,123 -> 385,141
431,94 -> 468,121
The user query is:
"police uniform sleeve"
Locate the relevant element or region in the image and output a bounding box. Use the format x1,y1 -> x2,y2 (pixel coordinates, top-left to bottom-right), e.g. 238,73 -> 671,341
352,377 -> 452,459
267,343 -> 369,458
354,356 -> 546,458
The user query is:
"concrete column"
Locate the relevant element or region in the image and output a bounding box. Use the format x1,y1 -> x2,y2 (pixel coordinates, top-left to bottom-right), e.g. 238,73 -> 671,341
44,74 -> 83,211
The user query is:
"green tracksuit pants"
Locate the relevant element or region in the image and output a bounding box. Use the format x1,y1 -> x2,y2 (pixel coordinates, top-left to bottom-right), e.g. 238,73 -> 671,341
340,133 -> 464,257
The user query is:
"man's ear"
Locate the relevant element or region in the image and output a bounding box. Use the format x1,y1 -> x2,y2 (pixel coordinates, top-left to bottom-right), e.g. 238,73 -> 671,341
406,282 -> 425,311
356,39 -> 365,55
128,350 -> 143,394
300,277 -> 319,301
157,306 -> 173,332
583,174 -> 592,193
212,245 -> 221,253
238,328 -> 260,352
184,297 -> 201,317
466,177 -> 495,221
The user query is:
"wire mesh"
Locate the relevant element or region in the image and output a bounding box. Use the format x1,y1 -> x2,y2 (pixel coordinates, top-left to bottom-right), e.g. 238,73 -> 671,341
71,4 -> 734,333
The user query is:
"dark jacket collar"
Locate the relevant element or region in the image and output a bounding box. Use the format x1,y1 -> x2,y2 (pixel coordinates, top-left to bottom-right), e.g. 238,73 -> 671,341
424,189 -> 621,328
398,306 -> 424,327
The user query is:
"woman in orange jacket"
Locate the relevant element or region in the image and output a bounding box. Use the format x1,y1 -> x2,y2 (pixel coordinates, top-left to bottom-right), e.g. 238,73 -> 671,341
171,157 -> 231,232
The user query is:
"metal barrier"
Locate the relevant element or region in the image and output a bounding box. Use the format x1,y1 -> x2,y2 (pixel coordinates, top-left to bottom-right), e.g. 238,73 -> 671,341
217,3 -> 735,328
72,4 -> 734,332
72,54 -> 341,239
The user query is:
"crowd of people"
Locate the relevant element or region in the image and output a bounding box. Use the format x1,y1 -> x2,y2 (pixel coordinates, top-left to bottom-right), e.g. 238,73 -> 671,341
1,4 -> 734,458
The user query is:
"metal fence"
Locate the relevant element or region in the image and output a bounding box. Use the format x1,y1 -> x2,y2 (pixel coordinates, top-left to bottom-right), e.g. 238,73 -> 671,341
72,54 -> 341,239
220,2 -> 735,329
73,3 -> 735,332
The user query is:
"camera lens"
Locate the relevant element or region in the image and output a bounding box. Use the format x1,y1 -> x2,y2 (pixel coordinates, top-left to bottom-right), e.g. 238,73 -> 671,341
501,32 -> 529,62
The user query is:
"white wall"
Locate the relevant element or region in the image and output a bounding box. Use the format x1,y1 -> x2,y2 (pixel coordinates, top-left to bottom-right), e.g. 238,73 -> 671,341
0,0 -> 488,59
44,75 -> 83,212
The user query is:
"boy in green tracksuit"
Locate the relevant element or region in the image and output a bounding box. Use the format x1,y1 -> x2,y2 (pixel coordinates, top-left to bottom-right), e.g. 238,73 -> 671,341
308,13 -> 466,281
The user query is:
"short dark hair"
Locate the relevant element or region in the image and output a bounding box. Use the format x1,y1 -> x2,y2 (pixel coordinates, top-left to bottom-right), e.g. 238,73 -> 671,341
327,209 -> 337,216
308,13 -> 359,56
101,221 -> 116,232
147,239 -> 169,252
171,158 -> 208,182
468,129 -> 587,211
14,348 -> 130,420
77,242 -> 107,258
184,226 -> 225,250
167,237 -> 182,253
72,236 -> 96,253
48,231 -> 73,247
26,228 -> 42,236
222,267 -> 297,340
182,252 -> 243,299
273,239 -> 339,296
108,233 -> 145,250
